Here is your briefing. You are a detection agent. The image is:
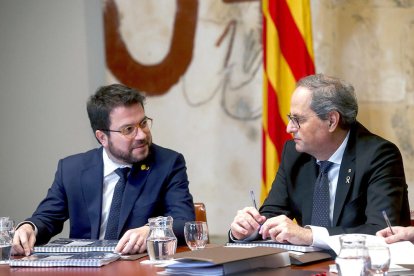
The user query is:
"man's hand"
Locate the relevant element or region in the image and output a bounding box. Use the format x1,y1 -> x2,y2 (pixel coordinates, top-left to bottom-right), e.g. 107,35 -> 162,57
230,207 -> 266,240
12,223 -> 36,256
115,226 -> 150,254
259,215 -> 313,245
376,226 -> 414,244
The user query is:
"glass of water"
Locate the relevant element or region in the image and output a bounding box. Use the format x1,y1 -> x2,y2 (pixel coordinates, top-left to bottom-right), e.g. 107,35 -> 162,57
368,244 -> 390,275
184,221 -> 208,251
0,217 -> 14,265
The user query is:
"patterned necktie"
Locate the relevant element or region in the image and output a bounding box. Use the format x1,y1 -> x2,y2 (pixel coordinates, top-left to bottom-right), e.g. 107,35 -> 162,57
105,167 -> 130,240
311,161 -> 333,227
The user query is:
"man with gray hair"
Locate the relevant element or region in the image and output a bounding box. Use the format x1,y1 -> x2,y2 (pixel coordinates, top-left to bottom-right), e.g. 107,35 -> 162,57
230,74 -> 410,248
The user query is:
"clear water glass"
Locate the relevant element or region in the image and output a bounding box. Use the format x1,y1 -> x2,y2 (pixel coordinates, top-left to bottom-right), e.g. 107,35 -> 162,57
335,234 -> 371,276
0,217 -> 14,265
368,245 -> 390,275
184,221 -> 208,250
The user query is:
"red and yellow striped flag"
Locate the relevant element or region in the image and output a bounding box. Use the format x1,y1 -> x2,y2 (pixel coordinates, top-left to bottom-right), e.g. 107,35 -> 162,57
261,0 -> 315,202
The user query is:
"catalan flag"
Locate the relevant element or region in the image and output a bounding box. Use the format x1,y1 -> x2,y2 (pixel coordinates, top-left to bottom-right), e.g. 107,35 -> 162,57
261,0 -> 315,202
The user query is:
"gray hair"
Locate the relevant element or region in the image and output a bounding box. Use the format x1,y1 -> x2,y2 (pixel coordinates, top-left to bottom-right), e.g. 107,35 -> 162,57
296,74 -> 358,128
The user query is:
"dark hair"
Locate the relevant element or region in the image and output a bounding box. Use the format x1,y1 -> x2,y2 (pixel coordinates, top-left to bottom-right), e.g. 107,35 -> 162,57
87,84 -> 146,134
296,74 -> 358,128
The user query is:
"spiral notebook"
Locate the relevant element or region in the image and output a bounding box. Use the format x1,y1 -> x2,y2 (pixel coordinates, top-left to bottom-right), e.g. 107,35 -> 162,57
226,239 -> 323,253
34,238 -> 118,253
9,252 -> 120,267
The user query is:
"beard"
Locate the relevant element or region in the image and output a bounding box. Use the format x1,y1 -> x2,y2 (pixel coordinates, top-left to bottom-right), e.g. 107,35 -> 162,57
107,138 -> 151,164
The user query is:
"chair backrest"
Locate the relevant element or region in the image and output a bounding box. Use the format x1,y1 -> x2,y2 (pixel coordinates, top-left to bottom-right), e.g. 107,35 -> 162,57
194,202 -> 209,243
411,210 -> 414,226
194,202 -> 207,223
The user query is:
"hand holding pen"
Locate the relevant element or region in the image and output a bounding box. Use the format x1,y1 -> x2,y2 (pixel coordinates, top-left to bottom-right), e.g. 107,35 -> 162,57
375,210 -> 414,244
229,190 -> 265,240
376,225 -> 414,244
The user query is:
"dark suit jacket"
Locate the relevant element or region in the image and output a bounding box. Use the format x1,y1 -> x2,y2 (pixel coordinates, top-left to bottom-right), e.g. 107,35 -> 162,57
260,122 -> 410,235
27,144 -> 195,245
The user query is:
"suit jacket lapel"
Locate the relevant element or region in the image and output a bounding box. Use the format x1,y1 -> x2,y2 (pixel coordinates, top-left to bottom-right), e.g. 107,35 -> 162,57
332,128 -> 357,226
118,160 -> 152,236
82,152 -> 104,239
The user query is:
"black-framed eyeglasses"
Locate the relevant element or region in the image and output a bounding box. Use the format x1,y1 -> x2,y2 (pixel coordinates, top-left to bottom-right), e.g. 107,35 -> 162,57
287,113 -> 321,129
287,113 -> 302,129
100,116 -> 153,139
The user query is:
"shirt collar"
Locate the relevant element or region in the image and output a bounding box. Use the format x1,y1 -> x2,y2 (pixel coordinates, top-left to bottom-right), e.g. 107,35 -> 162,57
102,148 -> 131,177
318,131 -> 350,166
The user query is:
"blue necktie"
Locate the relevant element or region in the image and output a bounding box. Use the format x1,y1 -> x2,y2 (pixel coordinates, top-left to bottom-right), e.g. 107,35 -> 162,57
311,161 -> 333,227
105,167 -> 130,240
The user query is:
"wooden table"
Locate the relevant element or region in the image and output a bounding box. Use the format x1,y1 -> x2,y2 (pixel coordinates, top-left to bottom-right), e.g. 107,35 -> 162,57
0,247 -> 335,276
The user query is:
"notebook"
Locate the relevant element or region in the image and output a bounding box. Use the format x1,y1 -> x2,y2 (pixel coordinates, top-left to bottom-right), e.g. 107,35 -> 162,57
226,239 -> 323,253
34,238 -> 118,253
9,252 -> 120,267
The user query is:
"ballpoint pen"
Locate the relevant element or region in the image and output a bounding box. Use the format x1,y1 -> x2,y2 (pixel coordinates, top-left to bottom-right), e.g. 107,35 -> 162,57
249,190 -> 258,210
249,190 -> 263,234
382,210 -> 395,235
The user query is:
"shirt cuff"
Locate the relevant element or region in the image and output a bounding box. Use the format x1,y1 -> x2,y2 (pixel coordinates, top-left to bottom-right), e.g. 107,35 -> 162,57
306,225 -> 331,249
15,221 -> 38,236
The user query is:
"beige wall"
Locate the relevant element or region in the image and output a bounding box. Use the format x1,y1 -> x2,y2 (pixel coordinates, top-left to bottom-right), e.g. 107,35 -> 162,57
0,0 -> 412,239
0,0 -> 104,237
312,0 -> 414,199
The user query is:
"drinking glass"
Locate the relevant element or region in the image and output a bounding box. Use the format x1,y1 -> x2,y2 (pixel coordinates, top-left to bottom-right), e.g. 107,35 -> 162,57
184,221 -> 208,251
368,245 -> 390,275
0,217 -> 14,265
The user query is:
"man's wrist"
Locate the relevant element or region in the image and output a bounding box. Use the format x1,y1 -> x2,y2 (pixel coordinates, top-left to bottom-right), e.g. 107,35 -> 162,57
15,221 -> 37,235
303,226 -> 314,245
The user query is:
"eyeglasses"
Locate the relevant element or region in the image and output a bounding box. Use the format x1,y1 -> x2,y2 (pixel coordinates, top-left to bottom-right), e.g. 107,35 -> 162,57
101,116 -> 153,139
287,113 -> 320,129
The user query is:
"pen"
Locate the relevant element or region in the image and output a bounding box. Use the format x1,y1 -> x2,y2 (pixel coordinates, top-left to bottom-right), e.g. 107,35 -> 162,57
250,190 -> 258,210
382,210 -> 395,235
249,190 -> 263,233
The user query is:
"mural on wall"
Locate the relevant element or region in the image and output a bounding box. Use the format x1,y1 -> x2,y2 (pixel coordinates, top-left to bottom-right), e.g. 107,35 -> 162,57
103,0 -> 414,235
104,0 -> 263,236
104,0 -> 198,95
104,0 -> 262,121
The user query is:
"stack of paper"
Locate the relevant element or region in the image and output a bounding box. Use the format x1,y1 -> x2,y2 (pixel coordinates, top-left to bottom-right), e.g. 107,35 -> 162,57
226,239 -> 323,253
33,238 -> 118,253
9,252 -> 120,267
10,238 -> 122,267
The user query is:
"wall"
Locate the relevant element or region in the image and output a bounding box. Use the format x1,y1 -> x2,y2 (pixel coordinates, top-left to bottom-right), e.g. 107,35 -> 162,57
0,0 -> 413,239
0,0 -> 104,237
312,1 -> 414,187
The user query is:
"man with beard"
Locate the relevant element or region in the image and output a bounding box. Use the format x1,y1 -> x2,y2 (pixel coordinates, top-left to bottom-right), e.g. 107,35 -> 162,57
12,84 -> 195,256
